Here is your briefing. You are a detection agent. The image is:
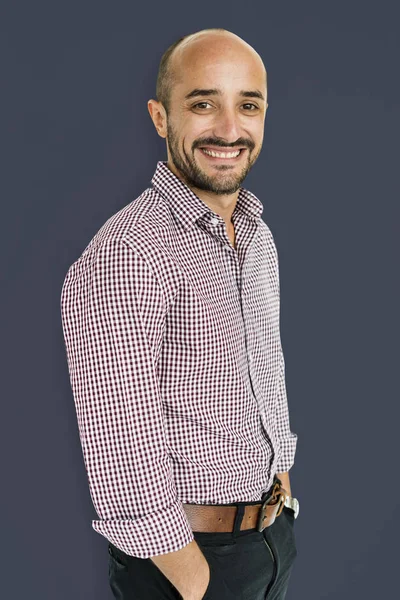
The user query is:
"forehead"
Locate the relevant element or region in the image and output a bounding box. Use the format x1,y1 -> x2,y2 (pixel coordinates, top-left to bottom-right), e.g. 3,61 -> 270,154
172,36 -> 266,97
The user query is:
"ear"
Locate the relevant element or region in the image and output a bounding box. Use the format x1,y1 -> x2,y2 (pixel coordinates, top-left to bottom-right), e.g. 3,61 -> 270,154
147,99 -> 167,138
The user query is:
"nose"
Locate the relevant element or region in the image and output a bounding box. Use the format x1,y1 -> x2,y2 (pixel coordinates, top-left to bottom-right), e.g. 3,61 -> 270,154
212,106 -> 241,144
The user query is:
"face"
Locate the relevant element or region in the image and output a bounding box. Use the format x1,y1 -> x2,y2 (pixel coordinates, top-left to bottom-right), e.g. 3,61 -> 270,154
150,35 -> 268,196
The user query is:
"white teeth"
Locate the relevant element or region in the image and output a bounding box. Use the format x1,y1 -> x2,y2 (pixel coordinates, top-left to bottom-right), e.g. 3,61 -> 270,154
201,148 -> 241,158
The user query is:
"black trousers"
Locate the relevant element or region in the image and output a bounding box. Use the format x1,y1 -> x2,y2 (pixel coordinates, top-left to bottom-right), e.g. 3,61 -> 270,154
108,503 -> 297,599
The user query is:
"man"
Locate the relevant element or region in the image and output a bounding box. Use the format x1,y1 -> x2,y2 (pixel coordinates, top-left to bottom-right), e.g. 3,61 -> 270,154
60,27 -> 299,600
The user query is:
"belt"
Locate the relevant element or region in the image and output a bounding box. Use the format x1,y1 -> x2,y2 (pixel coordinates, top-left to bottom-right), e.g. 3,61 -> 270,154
182,478 -> 288,533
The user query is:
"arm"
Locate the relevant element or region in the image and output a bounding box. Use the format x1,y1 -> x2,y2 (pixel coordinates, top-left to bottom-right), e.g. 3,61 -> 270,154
150,540 -> 210,600
275,343 -> 298,475
276,471 -> 292,496
273,238 -> 298,478
60,240 -> 195,559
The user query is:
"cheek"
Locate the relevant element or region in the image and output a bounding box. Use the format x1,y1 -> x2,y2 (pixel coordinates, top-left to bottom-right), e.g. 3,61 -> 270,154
182,133 -> 202,155
247,133 -> 263,155
182,116 -> 213,143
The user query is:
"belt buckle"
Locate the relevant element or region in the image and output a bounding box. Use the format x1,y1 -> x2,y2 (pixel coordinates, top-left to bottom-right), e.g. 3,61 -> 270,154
256,480 -> 287,532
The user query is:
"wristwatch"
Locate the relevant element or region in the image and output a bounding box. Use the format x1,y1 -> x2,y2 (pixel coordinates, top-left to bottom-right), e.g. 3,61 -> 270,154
284,495 -> 300,519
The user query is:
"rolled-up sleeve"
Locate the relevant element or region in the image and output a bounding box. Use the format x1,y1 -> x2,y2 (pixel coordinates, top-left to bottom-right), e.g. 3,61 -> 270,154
60,240 -> 194,558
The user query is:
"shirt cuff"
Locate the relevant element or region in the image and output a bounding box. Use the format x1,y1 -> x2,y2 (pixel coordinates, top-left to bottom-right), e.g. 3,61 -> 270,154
92,497 -> 194,559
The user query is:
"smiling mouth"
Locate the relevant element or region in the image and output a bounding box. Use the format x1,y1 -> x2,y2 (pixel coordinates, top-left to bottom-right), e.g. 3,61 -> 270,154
198,147 -> 246,161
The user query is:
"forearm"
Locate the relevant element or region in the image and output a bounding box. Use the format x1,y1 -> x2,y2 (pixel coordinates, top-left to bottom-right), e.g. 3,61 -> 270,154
276,471 -> 292,496
150,539 -> 210,600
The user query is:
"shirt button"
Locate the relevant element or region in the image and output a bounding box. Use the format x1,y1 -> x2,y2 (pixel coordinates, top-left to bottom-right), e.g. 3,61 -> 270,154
210,217 -> 219,226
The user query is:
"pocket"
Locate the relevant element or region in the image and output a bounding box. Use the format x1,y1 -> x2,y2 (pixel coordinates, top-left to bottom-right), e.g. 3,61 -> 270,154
196,536 -> 264,598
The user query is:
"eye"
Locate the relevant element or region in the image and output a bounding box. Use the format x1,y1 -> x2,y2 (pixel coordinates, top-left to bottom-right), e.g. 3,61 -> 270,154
193,102 -> 212,109
192,102 -> 259,111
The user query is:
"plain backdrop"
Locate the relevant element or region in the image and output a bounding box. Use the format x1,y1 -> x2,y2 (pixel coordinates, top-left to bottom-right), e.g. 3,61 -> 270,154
1,1 -> 399,598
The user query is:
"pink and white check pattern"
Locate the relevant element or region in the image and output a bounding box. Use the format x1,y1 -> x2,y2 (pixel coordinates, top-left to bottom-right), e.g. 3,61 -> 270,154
60,160 -> 298,559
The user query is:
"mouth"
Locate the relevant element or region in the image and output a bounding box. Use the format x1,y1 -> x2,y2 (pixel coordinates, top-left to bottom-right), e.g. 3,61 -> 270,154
197,146 -> 247,162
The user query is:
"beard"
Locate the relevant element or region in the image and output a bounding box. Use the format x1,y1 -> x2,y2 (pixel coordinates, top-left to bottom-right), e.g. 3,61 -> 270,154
166,121 -> 261,196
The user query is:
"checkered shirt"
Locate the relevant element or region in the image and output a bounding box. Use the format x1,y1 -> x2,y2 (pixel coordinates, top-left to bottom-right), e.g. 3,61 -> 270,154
60,160 -> 298,558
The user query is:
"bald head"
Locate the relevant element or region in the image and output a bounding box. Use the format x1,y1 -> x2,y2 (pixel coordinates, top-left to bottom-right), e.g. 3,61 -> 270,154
156,28 -> 267,115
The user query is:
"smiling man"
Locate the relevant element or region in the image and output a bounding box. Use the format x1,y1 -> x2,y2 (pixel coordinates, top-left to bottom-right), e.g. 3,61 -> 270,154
60,27 -> 299,600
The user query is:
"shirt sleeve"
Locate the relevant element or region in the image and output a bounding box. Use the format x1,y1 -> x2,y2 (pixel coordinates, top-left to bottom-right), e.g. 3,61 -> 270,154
60,240 -> 194,558
274,343 -> 298,472
270,231 -> 298,473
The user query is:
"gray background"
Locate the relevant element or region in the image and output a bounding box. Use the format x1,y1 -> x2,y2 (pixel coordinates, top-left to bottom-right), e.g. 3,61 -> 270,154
1,1 -> 399,598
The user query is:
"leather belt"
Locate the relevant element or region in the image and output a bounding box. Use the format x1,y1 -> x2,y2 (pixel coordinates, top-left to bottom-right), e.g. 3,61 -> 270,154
182,478 -> 288,533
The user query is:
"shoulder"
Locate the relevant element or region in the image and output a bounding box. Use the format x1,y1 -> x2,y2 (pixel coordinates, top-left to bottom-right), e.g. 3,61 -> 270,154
66,186 -> 176,269
62,187 -> 181,308
80,187 -> 167,254
258,218 -> 279,262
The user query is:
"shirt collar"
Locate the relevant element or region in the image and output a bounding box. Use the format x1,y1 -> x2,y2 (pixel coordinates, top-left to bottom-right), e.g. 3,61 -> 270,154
151,161 -> 263,231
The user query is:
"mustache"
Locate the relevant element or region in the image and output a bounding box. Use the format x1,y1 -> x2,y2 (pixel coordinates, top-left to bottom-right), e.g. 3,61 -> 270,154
195,140 -> 253,150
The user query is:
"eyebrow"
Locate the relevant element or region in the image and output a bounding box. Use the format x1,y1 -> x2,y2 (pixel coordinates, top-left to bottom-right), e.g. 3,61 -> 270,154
184,88 -> 266,101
